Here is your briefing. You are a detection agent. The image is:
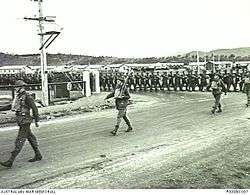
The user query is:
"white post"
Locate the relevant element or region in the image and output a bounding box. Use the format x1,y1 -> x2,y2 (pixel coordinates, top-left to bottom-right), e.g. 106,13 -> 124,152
40,49 -> 49,106
93,70 -> 100,93
83,71 -> 91,97
38,0 -> 49,106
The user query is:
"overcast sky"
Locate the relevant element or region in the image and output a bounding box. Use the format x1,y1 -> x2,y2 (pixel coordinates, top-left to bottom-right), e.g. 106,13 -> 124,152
1,0 -> 250,57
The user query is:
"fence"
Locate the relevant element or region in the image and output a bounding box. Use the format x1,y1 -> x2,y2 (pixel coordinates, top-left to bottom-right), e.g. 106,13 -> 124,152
0,81 -> 86,105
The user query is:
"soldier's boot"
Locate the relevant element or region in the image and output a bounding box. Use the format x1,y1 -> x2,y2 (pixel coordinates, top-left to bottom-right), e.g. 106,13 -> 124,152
0,152 -> 17,168
125,126 -> 133,132
124,118 -> 133,132
217,107 -> 222,113
28,147 -> 42,162
110,125 -> 119,136
211,107 -> 216,114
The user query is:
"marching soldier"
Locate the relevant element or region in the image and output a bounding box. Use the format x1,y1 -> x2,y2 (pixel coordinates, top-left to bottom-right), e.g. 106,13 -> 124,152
140,72 -> 146,91
169,71 -> 174,91
223,71 -> 233,92
154,72 -> 161,91
103,73 -> 109,91
0,80 -> 42,168
232,72 -> 240,92
105,77 -> 133,136
209,75 -> 227,114
181,71 -> 187,91
161,72 -> 169,91
242,72 -> 250,107
197,73 -> 202,91
128,73 -> 135,91
145,72 -> 150,91
173,71 -> 181,91
149,72 -> 154,92
187,72 -> 192,91
200,72 -> 208,92
189,72 -> 197,91
239,71 -> 245,92
135,72 -> 140,91
108,73 -> 114,91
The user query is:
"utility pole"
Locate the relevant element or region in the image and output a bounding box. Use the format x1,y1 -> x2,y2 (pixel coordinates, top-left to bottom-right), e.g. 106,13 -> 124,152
38,0 -> 49,106
197,51 -> 200,74
24,0 -> 61,106
212,53 -> 215,73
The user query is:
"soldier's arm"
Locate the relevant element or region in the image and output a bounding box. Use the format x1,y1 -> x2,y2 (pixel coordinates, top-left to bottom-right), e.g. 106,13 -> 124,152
220,80 -> 227,93
105,91 -> 115,100
123,88 -> 131,99
26,95 -> 39,122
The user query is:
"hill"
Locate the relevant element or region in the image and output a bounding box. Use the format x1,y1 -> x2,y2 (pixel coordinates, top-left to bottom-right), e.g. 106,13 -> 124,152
1,47 -> 250,67
186,47 -> 250,58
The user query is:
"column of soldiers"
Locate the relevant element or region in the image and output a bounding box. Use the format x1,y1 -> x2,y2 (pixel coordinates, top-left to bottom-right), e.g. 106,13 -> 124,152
99,69 -> 247,93
0,72 -> 83,89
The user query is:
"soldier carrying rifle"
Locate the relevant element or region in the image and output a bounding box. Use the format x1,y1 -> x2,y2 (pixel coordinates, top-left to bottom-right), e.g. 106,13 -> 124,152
0,80 -> 42,168
104,76 -> 133,136
242,72 -> 250,107
209,75 -> 227,114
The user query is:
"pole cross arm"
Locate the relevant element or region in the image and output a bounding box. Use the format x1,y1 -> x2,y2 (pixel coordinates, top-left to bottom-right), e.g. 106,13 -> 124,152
24,17 -> 55,22
39,31 -> 61,50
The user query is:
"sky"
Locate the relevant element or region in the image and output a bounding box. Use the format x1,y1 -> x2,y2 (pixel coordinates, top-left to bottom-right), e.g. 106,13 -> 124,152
1,0 -> 250,57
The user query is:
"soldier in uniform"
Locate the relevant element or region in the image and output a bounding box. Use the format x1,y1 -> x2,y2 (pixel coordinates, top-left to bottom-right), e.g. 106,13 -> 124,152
199,72 -> 208,92
189,72 -> 196,91
181,71 -> 188,91
239,71 -> 245,92
140,72 -> 146,91
223,71 -> 233,92
128,73 -> 135,91
108,73 -> 114,91
186,72 -> 192,91
209,75 -> 227,114
149,72 -> 154,92
99,72 -> 105,91
173,71 -> 181,91
242,72 -> 250,107
232,72 -> 240,92
169,71 -> 174,91
103,73 -> 109,91
154,72 -> 161,91
104,77 -> 133,136
135,72 -> 140,91
161,72 -> 168,91
144,72 -> 150,91
0,80 -> 42,168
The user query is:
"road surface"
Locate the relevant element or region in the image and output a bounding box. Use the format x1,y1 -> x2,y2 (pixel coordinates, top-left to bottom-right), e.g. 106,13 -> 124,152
0,92 -> 249,189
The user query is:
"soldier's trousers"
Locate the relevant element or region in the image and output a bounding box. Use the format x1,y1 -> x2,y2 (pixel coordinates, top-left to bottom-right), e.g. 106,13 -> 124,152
11,123 -> 39,159
233,83 -> 238,91
226,83 -> 232,92
213,93 -> 222,110
246,90 -> 250,105
116,109 -> 132,127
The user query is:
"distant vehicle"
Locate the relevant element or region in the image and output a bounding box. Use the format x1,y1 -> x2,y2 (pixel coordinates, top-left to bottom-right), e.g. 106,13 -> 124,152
0,95 -> 12,111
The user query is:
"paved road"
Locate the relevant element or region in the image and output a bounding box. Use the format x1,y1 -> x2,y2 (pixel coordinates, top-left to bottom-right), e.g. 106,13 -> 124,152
0,92 -> 249,189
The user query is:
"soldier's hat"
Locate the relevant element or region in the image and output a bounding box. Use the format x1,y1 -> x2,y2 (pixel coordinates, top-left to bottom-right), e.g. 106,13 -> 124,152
15,80 -> 27,86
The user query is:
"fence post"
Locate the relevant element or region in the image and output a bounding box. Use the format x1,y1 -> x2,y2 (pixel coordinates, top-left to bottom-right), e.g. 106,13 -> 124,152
92,70 -> 100,93
82,71 -> 91,97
